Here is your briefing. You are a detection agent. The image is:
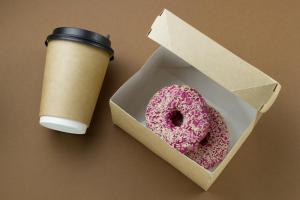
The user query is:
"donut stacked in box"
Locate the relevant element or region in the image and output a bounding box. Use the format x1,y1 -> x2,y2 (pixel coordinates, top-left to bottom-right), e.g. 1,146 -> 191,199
145,85 -> 229,169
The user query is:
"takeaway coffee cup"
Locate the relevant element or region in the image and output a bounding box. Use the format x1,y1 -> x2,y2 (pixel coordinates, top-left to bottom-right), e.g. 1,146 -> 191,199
39,27 -> 114,134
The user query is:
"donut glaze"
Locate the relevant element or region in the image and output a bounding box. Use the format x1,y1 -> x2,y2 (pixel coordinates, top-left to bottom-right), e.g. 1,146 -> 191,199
186,106 -> 229,169
145,85 -> 210,153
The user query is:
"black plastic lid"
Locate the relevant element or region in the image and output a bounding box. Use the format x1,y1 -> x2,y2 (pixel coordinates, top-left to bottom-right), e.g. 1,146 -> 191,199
45,27 -> 114,60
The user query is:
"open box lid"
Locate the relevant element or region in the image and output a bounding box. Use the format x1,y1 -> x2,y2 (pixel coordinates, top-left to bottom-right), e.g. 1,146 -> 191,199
148,9 -> 281,113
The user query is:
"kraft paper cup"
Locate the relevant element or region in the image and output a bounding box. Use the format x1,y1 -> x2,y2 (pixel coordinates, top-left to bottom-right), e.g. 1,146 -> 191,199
39,27 -> 114,134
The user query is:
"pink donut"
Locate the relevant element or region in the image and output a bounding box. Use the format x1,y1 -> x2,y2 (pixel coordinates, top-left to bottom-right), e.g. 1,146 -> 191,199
186,106 -> 229,169
145,85 -> 210,153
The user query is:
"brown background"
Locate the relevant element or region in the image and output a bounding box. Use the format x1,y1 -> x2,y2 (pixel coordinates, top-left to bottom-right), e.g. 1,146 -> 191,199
0,0 -> 299,199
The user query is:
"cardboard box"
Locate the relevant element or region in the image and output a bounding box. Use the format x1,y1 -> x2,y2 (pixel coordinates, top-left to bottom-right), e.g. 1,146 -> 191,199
109,9 -> 281,190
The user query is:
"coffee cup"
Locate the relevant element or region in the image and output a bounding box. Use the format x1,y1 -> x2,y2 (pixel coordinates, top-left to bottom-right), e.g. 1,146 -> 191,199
39,27 -> 114,134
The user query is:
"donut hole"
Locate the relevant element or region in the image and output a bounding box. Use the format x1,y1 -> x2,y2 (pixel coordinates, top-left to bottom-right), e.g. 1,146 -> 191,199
170,110 -> 183,127
200,133 -> 210,145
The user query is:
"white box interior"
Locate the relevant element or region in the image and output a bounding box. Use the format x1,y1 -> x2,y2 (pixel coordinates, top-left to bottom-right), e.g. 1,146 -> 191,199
111,47 -> 257,171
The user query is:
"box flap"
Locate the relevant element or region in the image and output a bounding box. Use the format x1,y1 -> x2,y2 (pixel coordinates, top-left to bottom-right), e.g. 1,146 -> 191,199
148,9 -> 280,112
